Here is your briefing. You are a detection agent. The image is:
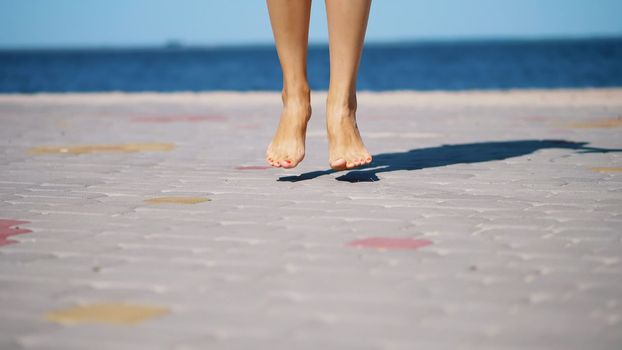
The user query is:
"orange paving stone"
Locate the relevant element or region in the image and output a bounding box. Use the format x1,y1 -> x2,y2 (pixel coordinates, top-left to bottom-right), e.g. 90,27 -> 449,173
591,167 -> 622,172
28,143 -> 174,155
566,118 -> 622,128
44,303 -> 169,325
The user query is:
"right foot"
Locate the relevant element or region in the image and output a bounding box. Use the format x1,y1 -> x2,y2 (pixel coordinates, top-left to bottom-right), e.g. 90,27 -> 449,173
266,91 -> 311,168
326,96 -> 372,171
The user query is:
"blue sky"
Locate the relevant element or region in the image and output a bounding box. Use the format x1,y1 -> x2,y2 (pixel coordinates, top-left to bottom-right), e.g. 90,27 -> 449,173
1,0 -> 622,48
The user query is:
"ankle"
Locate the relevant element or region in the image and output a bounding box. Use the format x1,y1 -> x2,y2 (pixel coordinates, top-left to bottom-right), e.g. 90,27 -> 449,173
282,85 -> 310,106
327,91 -> 357,116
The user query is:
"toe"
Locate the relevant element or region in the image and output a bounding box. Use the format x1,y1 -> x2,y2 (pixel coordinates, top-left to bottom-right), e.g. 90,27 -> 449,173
330,158 -> 347,171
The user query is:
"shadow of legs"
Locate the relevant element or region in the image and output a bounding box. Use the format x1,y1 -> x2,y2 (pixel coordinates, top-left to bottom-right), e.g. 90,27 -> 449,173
278,139 -> 622,183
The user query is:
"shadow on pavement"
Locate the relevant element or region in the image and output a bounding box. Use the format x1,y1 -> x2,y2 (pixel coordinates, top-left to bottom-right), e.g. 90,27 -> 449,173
278,139 -> 622,183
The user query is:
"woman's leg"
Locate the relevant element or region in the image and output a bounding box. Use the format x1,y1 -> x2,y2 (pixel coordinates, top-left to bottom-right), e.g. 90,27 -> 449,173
325,0 -> 372,170
265,0 -> 312,168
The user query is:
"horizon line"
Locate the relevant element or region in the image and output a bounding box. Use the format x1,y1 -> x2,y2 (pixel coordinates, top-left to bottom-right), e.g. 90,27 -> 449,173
1,33 -> 621,51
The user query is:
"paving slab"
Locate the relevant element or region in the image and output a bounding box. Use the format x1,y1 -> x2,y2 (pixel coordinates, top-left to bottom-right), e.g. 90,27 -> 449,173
1,89 -> 622,349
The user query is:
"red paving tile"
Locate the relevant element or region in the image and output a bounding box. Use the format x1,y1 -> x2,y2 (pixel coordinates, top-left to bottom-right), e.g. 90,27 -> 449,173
235,165 -> 273,170
131,115 -> 226,123
0,219 -> 33,246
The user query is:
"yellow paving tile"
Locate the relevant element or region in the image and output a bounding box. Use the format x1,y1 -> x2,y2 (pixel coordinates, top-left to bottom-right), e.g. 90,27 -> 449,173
591,167 -> 622,173
29,143 -> 174,155
144,196 -> 210,204
567,118 -> 622,128
44,303 -> 169,325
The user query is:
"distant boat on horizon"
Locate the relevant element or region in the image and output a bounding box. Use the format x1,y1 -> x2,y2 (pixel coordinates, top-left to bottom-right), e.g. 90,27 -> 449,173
163,40 -> 184,50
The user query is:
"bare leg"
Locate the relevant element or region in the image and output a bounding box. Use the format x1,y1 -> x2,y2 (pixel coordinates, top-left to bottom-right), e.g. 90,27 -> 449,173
265,0 -> 312,168
325,0 -> 372,170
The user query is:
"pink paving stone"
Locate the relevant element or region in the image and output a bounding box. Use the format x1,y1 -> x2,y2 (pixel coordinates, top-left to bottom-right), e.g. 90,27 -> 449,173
235,165 -> 273,170
347,237 -> 433,250
131,115 -> 226,123
369,115 -> 405,120
0,219 -> 33,246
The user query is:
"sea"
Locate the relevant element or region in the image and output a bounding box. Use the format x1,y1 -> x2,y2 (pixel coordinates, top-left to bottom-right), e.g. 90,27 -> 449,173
1,37 -> 621,93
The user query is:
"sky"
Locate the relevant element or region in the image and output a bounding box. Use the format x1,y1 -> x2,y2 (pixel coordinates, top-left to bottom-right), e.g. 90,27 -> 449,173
1,0 -> 622,48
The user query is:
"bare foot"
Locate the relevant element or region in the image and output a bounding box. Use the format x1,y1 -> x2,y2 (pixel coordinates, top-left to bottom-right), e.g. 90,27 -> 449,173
266,92 -> 311,168
326,97 -> 372,171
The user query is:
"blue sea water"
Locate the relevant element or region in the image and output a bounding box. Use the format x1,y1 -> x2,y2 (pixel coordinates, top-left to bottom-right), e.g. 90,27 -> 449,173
0,38 -> 621,93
